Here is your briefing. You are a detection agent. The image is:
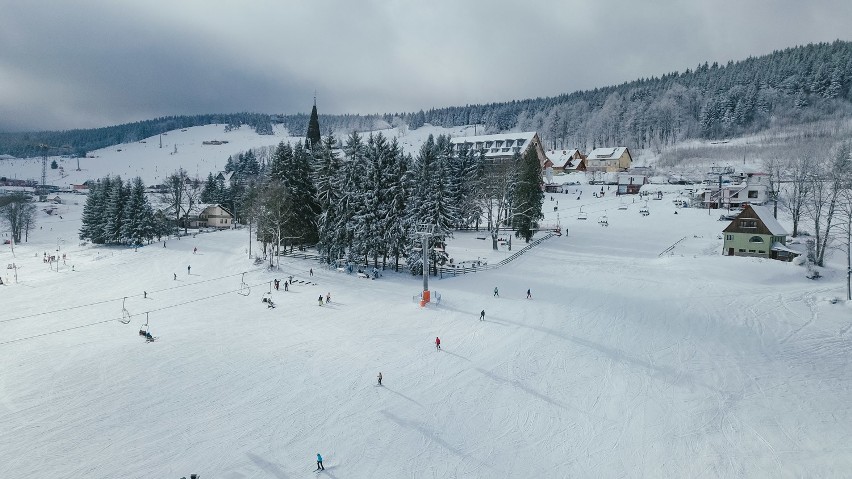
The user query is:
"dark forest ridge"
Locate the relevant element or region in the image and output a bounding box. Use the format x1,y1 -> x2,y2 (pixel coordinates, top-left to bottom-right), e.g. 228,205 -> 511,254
1,40 -> 851,158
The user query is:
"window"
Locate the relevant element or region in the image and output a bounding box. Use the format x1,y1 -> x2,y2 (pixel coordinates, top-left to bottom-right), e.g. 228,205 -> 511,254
748,249 -> 756,253
738,249 -> 746,253
748,190 -> 758,198
748,236 -> 764,243
725,234 -> 733,241
516,139 -> 526,147
758,251 -> 765,254
740,219 -> 757,228
732,192 -> 739,198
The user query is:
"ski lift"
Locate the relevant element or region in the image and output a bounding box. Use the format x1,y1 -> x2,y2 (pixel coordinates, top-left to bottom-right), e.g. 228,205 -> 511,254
617,199 -> 628,210
138,312 -> 155,342
119,297 -> 131,324
640,202 -> 650,216
576,206 -> 588,220
598,211 -> 609,227
237,272 -> 250,296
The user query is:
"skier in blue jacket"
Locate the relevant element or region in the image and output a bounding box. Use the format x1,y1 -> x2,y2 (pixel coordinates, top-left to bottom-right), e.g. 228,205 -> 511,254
316,453 -> 325,471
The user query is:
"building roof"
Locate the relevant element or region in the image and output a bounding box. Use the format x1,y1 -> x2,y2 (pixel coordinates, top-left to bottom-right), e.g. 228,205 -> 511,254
545,149 -> 581,168
197,203 -> 233,216
450,132 -> 538,159
750,205 -> 787,235
587,147 -> 629,161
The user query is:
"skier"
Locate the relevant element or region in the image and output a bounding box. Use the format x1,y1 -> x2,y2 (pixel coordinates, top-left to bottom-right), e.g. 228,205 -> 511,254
284,281 -> 289,292
163,242 -> 166,248
318,295 -> 324,306
316,453 -> 324,471
144,291 -> 147,299
480,310 -> 485,321
377,372 -> 382,386
325,292 -> 331,304
274,279 -> 279,290
187,265 -> 191,275
526,288 -> 532,299
309,268 -> 314,277
493,287 -> 499,297
435,337 -> 441,351
193,247 -> 197,254
173,273 -> 177,281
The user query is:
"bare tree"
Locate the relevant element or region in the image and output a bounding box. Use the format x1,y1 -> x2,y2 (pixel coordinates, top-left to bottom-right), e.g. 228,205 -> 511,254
160,169 -> 186,236
783,153 -> 811,237
256,181 -> 295,269
0,194 -> 37,243
478,161 -> 518,250
805,142 -> 850,266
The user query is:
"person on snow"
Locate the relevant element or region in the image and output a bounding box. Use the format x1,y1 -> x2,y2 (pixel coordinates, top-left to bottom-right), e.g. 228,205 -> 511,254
435,337 -> 441,351
173,273 -> 177,281
284,281 -> 289,292
309,268 -> 314,277
377,372 -> 382,386
480,310 -> 485,321
318,295 -> 324,306
526,288 -> 532,299
187,265 -> 191,275
325,292 -> 331,304
493,287 -> 499,297
316,453 -> 324,471
274,279 -> 279,290
193,247 -> 197,254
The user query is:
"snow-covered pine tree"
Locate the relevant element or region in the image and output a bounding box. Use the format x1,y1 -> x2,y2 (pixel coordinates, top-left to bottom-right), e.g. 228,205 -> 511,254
201,173 -> 218,203
289,141 -> 320,248
121,177 -> 155,245
383,139 -> 413,271
79,176 -> 111,244
103,176 -> 127,244
315,133 -> 342,263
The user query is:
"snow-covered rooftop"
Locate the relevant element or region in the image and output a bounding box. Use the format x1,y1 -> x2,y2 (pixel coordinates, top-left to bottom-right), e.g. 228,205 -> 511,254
750,204 -> 788,235
450,132 -> 537,158
588,146 -> 628,160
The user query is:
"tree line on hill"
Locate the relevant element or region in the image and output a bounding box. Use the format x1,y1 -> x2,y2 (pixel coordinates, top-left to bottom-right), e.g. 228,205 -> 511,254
2,41 -> 851,159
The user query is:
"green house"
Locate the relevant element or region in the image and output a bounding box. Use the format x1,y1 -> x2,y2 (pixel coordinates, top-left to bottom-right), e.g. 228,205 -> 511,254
722,205 -> 798,261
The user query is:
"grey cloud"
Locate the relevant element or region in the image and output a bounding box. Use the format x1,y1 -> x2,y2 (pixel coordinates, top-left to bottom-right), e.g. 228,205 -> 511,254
0,0 -> 850,131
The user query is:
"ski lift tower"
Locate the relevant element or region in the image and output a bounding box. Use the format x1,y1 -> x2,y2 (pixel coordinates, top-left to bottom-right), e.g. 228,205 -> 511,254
415,223 -> 435,306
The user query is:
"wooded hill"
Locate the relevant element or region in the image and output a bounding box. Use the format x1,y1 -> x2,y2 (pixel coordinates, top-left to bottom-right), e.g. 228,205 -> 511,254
2,41 -> 851,158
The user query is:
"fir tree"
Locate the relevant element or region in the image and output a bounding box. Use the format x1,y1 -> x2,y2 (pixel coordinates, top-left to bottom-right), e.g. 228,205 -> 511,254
306,100 -> 322,149
512,147 -> 544,242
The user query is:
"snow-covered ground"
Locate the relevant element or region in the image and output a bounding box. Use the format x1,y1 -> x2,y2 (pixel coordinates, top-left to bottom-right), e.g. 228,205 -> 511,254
0,122 -> 476,188
2,174 -> 852,478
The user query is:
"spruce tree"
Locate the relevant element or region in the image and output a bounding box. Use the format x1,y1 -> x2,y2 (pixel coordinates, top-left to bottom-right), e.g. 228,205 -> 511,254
306,101 -> 322,149
512,147 -> 544,242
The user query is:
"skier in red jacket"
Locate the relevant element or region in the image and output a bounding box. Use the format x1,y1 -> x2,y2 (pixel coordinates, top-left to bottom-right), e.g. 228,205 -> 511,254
435,337 -> 441,351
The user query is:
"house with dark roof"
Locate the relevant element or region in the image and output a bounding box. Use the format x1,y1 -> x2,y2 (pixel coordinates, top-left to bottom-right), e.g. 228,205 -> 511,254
722,204 -> 798,261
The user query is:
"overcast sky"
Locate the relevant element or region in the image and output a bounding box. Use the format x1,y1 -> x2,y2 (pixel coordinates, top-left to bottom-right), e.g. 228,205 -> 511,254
1,0 -> 850,132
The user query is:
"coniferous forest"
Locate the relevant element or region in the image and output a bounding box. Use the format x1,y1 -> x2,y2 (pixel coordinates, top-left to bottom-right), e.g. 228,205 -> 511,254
2,41 -> 852,158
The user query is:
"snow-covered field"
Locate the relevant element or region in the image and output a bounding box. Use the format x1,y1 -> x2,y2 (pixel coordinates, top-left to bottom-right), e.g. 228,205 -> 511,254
3,175 -> 852,478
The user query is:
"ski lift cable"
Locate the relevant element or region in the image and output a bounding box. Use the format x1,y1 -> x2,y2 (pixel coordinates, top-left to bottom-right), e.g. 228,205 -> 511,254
0,280 -> 270,347
1,271 -> 251,324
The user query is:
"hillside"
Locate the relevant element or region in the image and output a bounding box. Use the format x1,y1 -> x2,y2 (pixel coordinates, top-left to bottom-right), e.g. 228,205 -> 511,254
2,180 -> 851,477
